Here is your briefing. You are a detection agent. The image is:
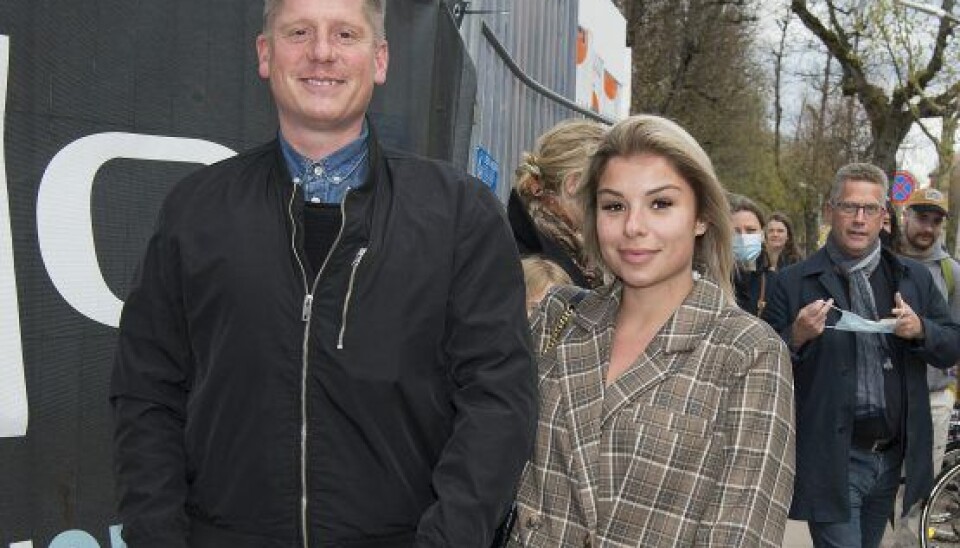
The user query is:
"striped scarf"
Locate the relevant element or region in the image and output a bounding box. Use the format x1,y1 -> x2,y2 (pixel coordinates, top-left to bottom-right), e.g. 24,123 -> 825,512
825,236 -> 888,419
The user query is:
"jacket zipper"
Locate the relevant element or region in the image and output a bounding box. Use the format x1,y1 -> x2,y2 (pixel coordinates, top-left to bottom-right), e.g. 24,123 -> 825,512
288,183 -> 352,548
337,247 -> 367,349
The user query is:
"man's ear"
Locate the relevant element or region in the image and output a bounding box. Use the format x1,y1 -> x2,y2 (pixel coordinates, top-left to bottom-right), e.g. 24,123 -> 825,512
256,34 -> 271,79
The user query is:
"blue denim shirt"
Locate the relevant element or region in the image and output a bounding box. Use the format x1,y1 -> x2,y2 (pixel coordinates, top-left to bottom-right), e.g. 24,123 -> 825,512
279,122 -> 369,204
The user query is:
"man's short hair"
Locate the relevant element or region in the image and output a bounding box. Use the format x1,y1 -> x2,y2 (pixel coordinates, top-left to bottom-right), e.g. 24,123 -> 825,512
262,0 -> 386,40
829,162 -> 889,204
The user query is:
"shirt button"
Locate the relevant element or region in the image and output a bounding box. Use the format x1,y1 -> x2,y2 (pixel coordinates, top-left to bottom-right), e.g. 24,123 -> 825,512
332,176 -> 342,183
313,165 -> 324,176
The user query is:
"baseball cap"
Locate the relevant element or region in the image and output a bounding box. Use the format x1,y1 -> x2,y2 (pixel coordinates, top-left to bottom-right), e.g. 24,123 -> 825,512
905,187 -> 949,216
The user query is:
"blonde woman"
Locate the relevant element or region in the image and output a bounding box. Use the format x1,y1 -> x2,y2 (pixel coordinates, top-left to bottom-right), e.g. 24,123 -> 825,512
510,115 -> 795,547
508,119 -> 606,287
521,256 -> 574,317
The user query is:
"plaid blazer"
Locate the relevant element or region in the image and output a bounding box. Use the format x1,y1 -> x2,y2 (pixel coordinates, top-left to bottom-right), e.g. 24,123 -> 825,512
509,277 -> 795,547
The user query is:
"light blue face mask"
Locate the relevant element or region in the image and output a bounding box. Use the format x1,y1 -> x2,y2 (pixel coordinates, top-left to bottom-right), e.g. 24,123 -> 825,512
828,306 -> 896,334
733,233 -> 763,263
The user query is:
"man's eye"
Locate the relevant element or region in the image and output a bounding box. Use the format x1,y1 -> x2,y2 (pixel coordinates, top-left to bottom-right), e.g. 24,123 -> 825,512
286,28 -> 312,42
335,29 -> 360,44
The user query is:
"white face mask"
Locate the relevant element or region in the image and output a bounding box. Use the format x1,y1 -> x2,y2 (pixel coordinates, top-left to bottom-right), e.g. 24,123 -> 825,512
733,233 -> 763,263
829,308 -> 896,334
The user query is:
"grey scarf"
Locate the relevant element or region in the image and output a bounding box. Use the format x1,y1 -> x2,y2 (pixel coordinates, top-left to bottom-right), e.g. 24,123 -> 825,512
825,236 -> 888,419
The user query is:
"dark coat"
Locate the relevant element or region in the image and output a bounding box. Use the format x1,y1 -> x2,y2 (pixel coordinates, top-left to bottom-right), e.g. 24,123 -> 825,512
734,265 -> 775,319
111,128 -> 537,547
507,190 -> 590,288
765,246 -> 960,521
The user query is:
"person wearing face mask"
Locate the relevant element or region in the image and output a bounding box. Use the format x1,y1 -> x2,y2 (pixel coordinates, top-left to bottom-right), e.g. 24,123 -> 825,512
730,195 -> 775,319
765,163 -> 960,548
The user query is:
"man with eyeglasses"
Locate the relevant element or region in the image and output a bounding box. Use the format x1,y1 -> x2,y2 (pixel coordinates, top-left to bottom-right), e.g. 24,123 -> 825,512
766,163 -> 960,548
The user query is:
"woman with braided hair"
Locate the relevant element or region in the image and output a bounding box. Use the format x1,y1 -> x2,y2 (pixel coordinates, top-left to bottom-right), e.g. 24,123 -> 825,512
508,119 -> 607,288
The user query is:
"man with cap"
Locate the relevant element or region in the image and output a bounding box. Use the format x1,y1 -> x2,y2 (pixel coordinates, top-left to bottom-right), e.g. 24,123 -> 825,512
900,187 -> 960,473
885,187 -> 960,545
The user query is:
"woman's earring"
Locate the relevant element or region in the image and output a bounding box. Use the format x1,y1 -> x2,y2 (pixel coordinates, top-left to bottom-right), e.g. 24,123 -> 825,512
695,222 -> 707,236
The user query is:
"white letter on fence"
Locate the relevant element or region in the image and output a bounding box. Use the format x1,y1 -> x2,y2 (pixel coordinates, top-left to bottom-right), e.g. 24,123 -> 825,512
0,34 -> 29,438
37,133 -> 235,328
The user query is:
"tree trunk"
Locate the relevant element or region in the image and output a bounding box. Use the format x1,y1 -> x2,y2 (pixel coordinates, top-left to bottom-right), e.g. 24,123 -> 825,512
868,110 -> 913,175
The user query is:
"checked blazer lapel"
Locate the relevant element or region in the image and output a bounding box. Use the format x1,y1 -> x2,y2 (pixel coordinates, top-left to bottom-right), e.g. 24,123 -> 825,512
551,288 -> 617,532
601,277 -> 724,427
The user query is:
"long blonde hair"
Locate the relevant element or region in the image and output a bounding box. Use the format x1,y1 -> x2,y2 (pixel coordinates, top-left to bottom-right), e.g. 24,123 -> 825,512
577,115 -> 735,301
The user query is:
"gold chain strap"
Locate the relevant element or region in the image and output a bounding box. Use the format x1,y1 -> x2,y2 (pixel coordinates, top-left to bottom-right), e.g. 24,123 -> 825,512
542,304 -> 576,355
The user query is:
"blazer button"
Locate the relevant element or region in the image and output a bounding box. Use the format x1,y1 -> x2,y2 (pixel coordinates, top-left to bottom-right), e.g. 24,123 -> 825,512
525,514 -> 542,530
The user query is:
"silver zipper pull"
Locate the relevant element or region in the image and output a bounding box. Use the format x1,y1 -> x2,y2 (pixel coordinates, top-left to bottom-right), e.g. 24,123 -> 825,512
352,247 -> 367,267
302,294 -> 313,322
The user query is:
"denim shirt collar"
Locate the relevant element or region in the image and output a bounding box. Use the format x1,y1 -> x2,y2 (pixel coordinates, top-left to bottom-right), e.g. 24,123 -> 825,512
278,120 -> 369,204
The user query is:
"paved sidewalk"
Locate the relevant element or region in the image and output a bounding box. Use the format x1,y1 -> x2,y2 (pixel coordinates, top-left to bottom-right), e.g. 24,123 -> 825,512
782,520 -> 812,548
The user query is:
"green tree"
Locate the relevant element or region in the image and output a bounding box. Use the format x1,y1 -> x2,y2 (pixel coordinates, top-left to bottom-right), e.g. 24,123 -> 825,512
791,0 -> 960,174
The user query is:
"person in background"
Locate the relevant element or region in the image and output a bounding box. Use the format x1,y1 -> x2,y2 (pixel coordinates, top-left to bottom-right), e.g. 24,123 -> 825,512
521,255 -> 573,318
508,119 -> 606,288
510,114 -> 795,547
886,187 -> 960,546
730,194 -> 775,318
899,188 -> 960,473
111,1 -> 537,546
880,199 -> 901,250
765,163 -> 960,548
765,211 -> 803,271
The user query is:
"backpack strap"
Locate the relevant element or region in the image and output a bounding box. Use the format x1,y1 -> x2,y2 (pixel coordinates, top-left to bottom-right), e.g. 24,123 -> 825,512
941,257 -> 955,299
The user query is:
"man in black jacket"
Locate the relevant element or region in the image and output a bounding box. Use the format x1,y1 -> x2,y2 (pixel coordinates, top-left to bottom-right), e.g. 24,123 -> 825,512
765,163 -> 960,548
110,1 -> 537,546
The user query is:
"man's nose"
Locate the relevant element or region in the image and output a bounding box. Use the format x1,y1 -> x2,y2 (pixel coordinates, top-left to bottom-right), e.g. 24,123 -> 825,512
309,34 -> 336,61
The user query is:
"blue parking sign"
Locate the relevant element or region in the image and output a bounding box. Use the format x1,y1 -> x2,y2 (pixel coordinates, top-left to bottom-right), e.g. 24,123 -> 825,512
474,146 -> 499,192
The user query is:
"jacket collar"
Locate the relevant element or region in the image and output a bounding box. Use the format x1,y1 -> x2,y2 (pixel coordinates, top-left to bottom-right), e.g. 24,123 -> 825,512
572,274 -> 727,350
271,114 -> 385,199
800,244 -> 908,278
796,244 -> 908,308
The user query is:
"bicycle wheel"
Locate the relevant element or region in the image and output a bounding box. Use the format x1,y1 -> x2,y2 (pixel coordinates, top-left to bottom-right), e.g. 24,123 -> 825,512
942,446 -> 960,476
921,462 -> 960,547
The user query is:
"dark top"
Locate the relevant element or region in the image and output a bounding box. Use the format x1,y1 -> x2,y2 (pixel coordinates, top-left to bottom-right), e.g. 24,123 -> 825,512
303,203 -> 342,274
864,257 -> 903,443
733,266 -> 775,319
507,190 -> 590,288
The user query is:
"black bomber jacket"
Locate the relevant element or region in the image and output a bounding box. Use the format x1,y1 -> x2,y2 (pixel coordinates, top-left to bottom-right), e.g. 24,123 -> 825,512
111,127 -> 537,548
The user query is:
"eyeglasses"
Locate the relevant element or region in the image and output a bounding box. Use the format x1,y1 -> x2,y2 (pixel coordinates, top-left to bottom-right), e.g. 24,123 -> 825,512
832,201 -> 883,218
